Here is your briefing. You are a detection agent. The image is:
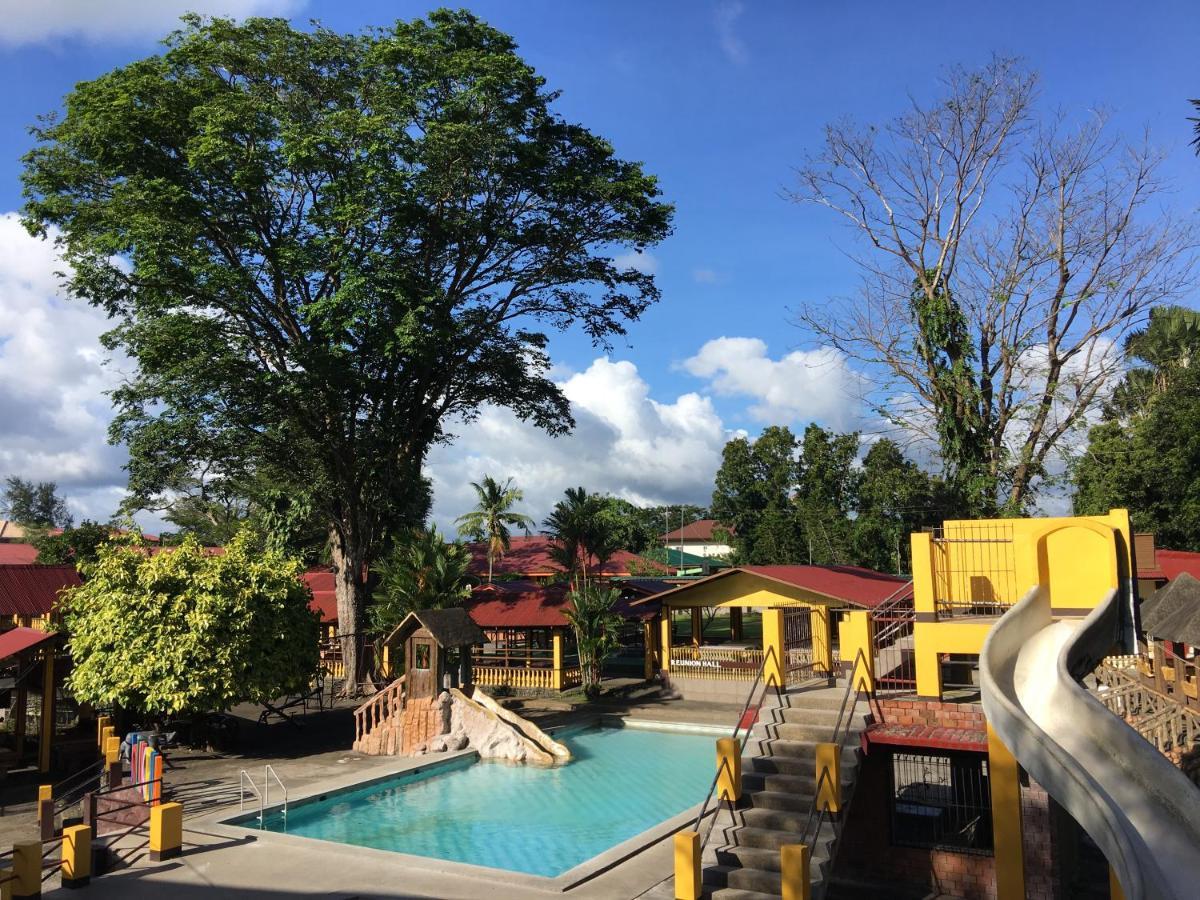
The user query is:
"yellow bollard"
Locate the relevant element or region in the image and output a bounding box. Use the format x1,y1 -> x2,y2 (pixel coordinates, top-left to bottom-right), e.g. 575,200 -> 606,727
35,786 -> 50,823
673,830 -> 701,900
815,742 -> 841,814
716,737 -> 742,803
762,609 -> 785,688
100,725 -> 115,748
104,735 -> 120,766
780,843 -> 811,900
12,841 -> 41,899
149,802 -> 184,861
61,825 -> 91,889
95,716 -> 110,748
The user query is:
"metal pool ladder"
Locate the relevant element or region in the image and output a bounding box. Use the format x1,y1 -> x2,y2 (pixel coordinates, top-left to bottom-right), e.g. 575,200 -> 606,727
239,766 -> 288,825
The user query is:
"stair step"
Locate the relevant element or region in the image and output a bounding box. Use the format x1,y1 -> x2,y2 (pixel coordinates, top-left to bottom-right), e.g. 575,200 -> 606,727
704,888 -> 783,900
775,706 -> 844,726
744,790 -> 812,813
728,824 -> 835,853
742,806 -> 817,833
715,843 -> 830,872
704,864 -> 786,895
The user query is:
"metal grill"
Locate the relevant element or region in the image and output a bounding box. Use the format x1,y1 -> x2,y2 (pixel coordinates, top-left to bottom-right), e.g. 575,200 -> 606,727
872,580 -> 916,692
783,606 -> 814,683
931,522 -> 1017,618
889,752 -> 993,854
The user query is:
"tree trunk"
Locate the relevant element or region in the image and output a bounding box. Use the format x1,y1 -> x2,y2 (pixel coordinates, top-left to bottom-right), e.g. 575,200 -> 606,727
330,527 -> 368,698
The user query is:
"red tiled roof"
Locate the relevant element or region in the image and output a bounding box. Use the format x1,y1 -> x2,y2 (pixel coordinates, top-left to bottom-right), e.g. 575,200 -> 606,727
641,565 -> 910,609
466,536 -> 665,578
660,519 -> 730,542
466,581 -> 573,628
0,627 -> 58,661
863,722 -> 987,753
304,570 -> 337,623
1154,550 -> 1200,583
0,544 -> 37,565
0,565 -> 82,617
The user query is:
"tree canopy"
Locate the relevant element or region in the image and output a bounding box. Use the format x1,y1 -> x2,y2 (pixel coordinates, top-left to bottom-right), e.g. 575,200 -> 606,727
1073,306 -> 1200,549
32,521 -> 113,567
21,11 -> 671,686
370,526 -> 473,639
1,477 -> 72,529
63,528 -> 319,715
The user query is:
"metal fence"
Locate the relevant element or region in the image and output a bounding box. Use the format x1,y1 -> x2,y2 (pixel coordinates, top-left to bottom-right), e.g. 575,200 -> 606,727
889,751 -> 993,855
931,522 -> 1017,618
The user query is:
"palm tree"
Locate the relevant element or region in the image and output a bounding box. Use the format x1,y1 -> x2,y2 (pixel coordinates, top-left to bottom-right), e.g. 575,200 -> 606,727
543,486 -> 621,583
1109,305 -> 1200,417
563,582 -> 623,699
370,526 -> 473,637
455,476 -> 534,583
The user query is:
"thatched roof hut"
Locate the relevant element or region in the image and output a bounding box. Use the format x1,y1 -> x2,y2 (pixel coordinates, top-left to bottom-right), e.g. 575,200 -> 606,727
1142,572 -> 1200,645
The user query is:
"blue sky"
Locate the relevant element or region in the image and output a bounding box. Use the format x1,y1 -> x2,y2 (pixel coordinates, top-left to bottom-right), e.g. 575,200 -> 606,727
1,1 -> 1197,527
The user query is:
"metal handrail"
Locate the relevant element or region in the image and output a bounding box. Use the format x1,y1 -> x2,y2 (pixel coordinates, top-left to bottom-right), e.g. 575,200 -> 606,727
53,758 -> 106,814
264,765 -> 286,819
692,647 -> 794,855
239,770 -> 262,822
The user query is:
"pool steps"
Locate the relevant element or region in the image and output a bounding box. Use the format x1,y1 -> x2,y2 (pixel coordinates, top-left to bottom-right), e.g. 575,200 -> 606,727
699,685 -> 869,900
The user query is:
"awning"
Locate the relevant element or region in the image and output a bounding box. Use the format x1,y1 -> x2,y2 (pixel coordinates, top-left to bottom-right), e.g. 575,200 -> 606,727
0,627 -> 57,661
862,722 -> 987,753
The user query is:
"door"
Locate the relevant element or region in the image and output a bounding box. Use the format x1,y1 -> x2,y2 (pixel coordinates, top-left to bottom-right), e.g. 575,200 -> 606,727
407,636 -> 435,699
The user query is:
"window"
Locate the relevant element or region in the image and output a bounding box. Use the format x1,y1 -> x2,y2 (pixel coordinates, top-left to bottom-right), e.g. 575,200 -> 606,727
889,752 -> 993,854
414,643 -> 431,670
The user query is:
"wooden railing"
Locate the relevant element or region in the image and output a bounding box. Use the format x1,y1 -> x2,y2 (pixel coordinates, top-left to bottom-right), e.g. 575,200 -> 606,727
1094,663 -> 1200,759
353,675 -> 406,746
669,646 -> 764,681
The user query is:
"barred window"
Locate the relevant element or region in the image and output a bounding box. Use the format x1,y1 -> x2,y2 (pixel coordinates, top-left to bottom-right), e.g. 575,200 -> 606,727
889,752 -> 993,854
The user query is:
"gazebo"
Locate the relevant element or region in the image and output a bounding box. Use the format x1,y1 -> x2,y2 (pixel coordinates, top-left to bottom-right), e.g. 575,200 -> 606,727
1139,571 -> 1200,704
383,608 -> 486,699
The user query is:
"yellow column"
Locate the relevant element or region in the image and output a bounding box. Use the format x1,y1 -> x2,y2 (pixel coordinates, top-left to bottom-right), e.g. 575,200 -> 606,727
95,715 -> 110,749
910,532 -> 937,618
716,737 -> 741,803
1109,865 -> 1126,900
988,725 -> 1025,900
14,679 -> 26,761
660,613 -> 672,674
815,742 -> 841,813
149,802 -> 183,861
12,841 -> 40,899
690,608 -> 703,646
38,649 -> 55,773
673,831 -> 701,900
838,612 -> 874,693
35,786 -> 51,824
552,632 -> 564,690
915,623 -> 943,700
104,736 -> 120,767
643,620 -> 656,680
780,843 -> 811,900
61,824 -> 91,887
810,606 -> 833,675
762,609 -> 784,688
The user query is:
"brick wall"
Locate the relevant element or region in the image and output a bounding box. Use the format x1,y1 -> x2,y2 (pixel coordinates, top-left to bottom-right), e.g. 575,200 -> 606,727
835,698 -> 1060,900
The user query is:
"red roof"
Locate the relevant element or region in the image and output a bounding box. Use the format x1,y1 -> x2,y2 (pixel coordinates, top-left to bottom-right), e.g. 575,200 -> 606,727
643,565 -> 911,609
660,519 -> 730,542
304,569 -> 338,623
0,565 -> 82,617
0,544 -> 37,565
466,581 -> 573,628
0,627 -> 58,661
1153,550 -> 1200,583
466,536 -> 665,578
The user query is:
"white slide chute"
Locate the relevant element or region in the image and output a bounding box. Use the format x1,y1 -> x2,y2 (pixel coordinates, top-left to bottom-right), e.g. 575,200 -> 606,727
980,586 -> 1200,899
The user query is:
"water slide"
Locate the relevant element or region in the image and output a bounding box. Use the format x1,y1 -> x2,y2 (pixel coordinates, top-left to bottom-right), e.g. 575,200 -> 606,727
980,585 -> 1200,899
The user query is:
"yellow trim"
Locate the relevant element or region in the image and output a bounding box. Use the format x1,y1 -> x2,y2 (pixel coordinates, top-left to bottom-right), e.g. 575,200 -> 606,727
914,620 -> 994,699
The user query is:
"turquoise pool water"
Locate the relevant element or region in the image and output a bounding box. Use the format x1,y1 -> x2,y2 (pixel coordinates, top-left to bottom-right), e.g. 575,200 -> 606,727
248,726 -> 714,877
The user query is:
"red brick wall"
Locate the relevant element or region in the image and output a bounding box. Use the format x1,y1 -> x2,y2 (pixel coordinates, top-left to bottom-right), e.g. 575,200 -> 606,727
835,699 -> 1059,899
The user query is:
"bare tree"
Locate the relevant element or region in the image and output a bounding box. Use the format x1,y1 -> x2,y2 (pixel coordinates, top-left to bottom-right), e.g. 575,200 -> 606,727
792,58 -> 1195,513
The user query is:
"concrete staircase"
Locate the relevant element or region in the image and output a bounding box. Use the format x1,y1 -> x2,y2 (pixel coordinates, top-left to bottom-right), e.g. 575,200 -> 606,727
700,686 -> 870,900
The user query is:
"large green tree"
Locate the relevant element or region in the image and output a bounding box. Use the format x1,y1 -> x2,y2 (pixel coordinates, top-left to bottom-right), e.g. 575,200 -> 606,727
853,439 -> 942,573
63,527 -> 318,715
370,526 -> 473,638
544,486 -> 623,580
454,476 -> 533,583
710,426 -> 805,564
1073,306 -> 1200,548
32,521 -> 113,567
1,477 -> 72,529
22,12 -> 671,688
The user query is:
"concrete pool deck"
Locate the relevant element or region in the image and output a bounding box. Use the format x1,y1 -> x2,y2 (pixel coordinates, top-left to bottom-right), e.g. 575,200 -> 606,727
41,711 -> 736,899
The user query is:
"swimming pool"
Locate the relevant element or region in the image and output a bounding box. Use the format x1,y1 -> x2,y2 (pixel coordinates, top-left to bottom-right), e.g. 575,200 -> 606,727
240,724 -> 715,878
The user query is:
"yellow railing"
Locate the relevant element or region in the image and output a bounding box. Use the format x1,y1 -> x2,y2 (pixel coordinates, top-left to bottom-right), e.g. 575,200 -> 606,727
668,646 -> 765,681
473,665 -> 554,691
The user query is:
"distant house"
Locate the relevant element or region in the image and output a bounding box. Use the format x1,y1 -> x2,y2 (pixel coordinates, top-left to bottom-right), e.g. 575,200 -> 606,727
0,564 -> 82,630
464,535 -> 666,582
660,518 -> 733,560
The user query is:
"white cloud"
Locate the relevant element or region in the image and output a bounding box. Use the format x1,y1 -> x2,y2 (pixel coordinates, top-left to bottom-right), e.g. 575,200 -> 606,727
683,336 -> 868,431
693,268 -> 721,284
0,212 -> 138,524
426,358 -> 731,530
613,250 -> 658,275
0,1 -> 303,46
713,1 -> 748,64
